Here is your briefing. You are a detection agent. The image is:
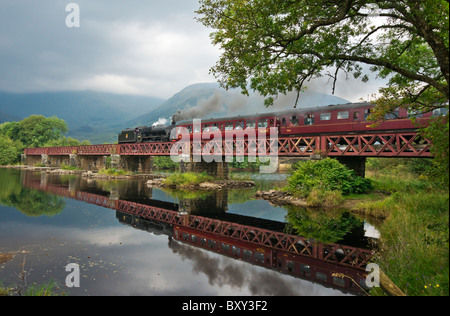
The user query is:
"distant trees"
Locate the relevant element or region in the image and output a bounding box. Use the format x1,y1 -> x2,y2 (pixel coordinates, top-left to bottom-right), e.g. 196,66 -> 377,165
0,115 -> 90,165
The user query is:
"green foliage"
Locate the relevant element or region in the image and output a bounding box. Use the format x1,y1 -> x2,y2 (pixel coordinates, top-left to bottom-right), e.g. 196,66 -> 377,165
421,116 -> 449,187
288,158 -> 372,197
229,156 -> 270,170
0,134 -> 23,165
152,156 -> 178,170
1,115 -> 68,148
0,115 -> 89,165
24,280 -> 64,296
197,0 -> 448,106
43,136 -> 91,147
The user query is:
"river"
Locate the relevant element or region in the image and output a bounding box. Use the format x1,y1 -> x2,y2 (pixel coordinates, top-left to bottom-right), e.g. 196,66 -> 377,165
0,168 -> 378,296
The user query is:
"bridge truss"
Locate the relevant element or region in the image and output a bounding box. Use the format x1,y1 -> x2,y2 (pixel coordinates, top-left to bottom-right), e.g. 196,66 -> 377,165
25,131 -> 432,158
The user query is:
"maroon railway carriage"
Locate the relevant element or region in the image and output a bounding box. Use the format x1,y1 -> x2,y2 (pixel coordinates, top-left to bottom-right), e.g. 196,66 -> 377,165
174,102 -> 435,141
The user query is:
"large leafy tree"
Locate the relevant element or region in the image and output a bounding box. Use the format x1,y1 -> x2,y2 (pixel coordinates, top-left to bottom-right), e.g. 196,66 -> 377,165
197,0 -> 449,184
1,115 -> 68,148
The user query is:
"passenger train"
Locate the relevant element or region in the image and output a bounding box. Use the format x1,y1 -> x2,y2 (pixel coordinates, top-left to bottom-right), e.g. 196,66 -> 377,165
118,102 -> 440,144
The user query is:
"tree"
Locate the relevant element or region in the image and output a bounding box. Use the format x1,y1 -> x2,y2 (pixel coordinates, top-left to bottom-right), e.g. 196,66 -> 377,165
197,0 -> 448,108
197,0 -> 449,184
1,115 -> 68,148
0,134 -> 23,165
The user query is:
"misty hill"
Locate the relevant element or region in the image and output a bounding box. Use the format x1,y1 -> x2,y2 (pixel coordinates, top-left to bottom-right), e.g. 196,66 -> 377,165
0,91 -> 164,144
131,82 -> 351,127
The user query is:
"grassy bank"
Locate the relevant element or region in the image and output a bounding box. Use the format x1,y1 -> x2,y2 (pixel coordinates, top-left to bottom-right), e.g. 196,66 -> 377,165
354,160 -> 449,296
287,158 -> 449,296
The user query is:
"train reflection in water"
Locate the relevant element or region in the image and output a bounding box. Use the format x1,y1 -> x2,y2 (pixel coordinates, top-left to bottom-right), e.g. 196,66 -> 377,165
23,171 -> 372,295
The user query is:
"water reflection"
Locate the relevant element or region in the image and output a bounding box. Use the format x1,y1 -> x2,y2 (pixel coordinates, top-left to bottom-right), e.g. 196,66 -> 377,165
0,168 -> 374,296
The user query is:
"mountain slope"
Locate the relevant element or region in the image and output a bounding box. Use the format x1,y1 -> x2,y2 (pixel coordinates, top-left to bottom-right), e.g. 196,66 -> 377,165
0,91 -> 164,143
131,82 -> 351,126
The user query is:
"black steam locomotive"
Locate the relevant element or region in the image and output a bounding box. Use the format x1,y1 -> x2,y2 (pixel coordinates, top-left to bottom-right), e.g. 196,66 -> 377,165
118,124 -> 176,144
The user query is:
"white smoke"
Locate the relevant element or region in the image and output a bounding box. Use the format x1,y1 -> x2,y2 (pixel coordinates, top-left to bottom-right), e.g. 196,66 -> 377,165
152,117 -> 169,127
172,91 -> 224,123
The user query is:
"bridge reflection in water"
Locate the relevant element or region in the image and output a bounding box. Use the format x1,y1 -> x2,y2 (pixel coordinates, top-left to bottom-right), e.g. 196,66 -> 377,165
22,172 -> 373,296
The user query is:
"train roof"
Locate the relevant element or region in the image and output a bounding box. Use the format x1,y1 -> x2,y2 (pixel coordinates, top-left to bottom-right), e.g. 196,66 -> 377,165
175,102 -> 373,125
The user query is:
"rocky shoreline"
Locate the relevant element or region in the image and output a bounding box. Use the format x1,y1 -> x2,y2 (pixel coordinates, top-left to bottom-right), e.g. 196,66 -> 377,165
254,190 -> 309,207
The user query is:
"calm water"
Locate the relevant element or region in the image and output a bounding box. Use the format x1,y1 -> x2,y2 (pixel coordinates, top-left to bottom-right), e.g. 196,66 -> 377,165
0,168 -> 376,296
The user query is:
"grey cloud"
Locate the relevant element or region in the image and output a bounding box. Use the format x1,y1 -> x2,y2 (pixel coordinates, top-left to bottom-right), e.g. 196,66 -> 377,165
0,0 -> 216,98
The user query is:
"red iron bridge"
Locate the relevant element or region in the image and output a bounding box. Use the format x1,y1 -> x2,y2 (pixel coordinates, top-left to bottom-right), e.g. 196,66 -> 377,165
24,132 -> 432,158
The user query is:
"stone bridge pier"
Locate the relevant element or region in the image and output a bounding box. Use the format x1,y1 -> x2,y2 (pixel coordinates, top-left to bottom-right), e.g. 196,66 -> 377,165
180,156 -> 229,179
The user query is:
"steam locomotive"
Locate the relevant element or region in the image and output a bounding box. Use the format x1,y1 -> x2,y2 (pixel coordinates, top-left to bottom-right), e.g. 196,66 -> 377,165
118,102 -> 440,144
118,124 -> 176,144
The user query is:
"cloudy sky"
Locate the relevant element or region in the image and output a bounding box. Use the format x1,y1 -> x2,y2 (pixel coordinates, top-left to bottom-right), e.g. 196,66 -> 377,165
0,0 -> 384,101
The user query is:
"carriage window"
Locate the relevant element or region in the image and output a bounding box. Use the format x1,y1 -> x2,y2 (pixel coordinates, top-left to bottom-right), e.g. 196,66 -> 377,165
320,113 -> 331,121
316,272 -> 328,283
364,109 -> 372,121
246,120 -> 256,128
385,110 -> 399,120
286,261 -> 295,273
304,114 -> 314,125
290,116 -> 299,126
254,252 -> 265,263
353,111 -> 360,120
235,121 -> 244,130
186,125 -> 192,133
269,119 -> 274,126
337,111 -> 349,120
221,243 -> 230,252
210,123 -> 220,131
409,110 -> 423,118
433,108 -> 448,117
282,118 -> 287,126
225,122 -> 234,131
258,119 -> 268,128
202,124 -> 210,132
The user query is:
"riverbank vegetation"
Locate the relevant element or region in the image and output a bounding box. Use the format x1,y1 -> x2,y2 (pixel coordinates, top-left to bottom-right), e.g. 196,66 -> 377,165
286,157 -> 448,296
361,159 -> 448,296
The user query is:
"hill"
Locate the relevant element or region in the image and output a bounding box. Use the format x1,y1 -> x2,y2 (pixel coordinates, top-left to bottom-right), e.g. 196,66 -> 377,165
0,91 -> 164,144
131,82 -> 351,127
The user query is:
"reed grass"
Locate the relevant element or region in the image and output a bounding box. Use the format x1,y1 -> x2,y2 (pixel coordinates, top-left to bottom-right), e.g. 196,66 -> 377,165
359,169 -> 449,296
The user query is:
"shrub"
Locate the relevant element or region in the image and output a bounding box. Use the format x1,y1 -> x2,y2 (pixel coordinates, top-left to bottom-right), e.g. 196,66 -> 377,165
288,158 -> 372,197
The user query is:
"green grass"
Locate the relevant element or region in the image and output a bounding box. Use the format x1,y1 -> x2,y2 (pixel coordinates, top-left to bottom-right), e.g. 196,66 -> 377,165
355,168 -> 449,296
370,191 -> 449,296
98,168 -> 130,177
60,164 -> 81,171
163,172 -> 214,187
